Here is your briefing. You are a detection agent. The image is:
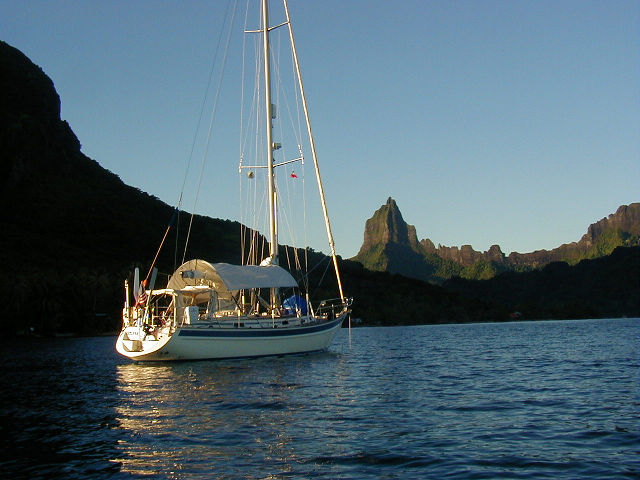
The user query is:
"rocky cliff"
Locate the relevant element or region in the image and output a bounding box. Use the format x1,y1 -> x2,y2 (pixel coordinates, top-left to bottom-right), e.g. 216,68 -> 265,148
421,240 -> 507,267
356,198 -> 421,256
578,204 -> 639,251
354,198 -> 433,280
352,197 -> 639,282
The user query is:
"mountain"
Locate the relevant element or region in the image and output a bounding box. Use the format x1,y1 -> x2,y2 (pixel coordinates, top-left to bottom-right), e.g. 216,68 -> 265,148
3,40 -> 637,333
354,198 -> 435,281
352,198 -> 639,282
444,246 -> 640,320
1,40 -> 502,333
428,203 -> 639,269
0,40 -> 245,334
352,197 -> 639,319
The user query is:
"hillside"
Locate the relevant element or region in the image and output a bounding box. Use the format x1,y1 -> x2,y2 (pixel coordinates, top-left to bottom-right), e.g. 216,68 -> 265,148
444,246 -> 640,320
1,40 -> 504,333
2,40 -> 638,334
0,40 -> 259,333
353,198 -> 639,282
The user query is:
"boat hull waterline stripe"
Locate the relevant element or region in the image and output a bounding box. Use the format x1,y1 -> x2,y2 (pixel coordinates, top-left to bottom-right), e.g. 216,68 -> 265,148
178,317 -> 343,338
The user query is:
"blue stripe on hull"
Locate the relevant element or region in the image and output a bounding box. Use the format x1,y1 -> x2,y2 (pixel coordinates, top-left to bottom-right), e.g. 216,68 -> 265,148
165,349 -> 328,362
177,316 -> 344,338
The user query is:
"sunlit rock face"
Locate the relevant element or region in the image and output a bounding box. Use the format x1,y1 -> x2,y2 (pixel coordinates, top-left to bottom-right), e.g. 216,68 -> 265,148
353,195 -> 639,282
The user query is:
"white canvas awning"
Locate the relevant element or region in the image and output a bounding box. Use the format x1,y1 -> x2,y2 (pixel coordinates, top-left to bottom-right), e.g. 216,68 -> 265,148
167,259 -> 297,297
211,262 -> 297,290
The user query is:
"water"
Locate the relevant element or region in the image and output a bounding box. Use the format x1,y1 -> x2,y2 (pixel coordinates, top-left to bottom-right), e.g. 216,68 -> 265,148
1,318 -> 638,479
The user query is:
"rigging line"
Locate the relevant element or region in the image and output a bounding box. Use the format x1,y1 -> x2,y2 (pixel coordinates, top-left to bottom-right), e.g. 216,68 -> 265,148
183,0 -> 239,263
304,254 -> 330,276
247,167 -> 264,265
284,242 -> 292,273
248,72 -> 271,263
240,184 -> 245,264
290,33 -> 304,154
145,208 -> 178,282
148,0 -> 235,274
179,0 -> 236,212
284,0 -> 345,302
246,171 -> 268,265
239,0 -> 251,265
239,9 -> 263,169
302,155 -> 308,283
281,34 -> 309,282
241,33 -> 262,163
288,31 -> 307,278
173,209 -> 180,270
246,173 -> 255,264
241,2 -> 266,265
238,0 -> 250,170
239,30 -> 261,261
310,256 -> 332,301
271,47 -> 305,263
239,1 -> 254,266
285,43 -> 307,280
272,60 -> 307,285
269,35 -> 303,150
284,172 -> 303,277
279,168 -> 302,264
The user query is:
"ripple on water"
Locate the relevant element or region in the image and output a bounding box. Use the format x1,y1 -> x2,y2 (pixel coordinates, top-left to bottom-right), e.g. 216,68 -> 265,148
0,319 -> 638,479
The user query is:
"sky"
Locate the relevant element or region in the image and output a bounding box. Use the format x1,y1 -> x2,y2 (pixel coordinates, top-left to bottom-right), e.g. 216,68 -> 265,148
2,0 -> 638,258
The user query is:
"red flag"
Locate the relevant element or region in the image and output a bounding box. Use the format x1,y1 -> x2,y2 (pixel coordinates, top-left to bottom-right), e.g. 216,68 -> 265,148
290,171 -> 298,178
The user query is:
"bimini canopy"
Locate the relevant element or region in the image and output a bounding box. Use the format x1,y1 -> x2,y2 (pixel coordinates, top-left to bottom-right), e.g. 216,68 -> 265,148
167,259 -> 297,297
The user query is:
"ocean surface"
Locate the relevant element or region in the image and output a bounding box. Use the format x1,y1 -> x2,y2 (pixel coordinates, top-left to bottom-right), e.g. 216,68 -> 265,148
1,318 -> 638,479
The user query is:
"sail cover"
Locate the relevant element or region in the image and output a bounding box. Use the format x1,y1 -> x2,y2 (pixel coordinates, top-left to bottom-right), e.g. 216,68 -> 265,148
167,259 -> 297,293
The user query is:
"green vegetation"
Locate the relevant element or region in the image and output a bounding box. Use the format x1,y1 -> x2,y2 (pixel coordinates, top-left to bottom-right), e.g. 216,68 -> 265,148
353,198 -> 638,283
355,244 -> 388,271
584,229 -> 637,260
460,261 -> 502,280
429,254 -> 463,281
445,246 -> 640,320
2,40 -> 638,335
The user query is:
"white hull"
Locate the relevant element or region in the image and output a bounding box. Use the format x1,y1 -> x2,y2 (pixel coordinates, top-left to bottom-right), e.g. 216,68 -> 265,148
115,1 -> 353,363
116,315 -> 344,361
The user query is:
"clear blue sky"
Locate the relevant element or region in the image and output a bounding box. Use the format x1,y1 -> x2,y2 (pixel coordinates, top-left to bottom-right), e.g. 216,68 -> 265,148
2,0 -> 638,258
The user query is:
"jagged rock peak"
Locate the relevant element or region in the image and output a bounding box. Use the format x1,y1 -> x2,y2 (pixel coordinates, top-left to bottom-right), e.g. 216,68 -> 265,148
352,196 -> 638,282
355,198 -> 421,257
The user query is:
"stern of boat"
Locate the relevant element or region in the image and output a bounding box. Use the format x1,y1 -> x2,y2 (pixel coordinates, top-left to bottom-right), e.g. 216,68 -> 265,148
116,323 -> 174,360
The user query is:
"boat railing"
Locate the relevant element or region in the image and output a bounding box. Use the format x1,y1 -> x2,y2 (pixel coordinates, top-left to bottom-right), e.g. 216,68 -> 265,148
172,303 -> 328,329
316,297 -> 353,319
140,305 -> 174,332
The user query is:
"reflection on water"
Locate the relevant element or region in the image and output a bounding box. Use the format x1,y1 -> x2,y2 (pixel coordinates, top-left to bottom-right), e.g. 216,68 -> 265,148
113,351 -> 354,478
1,320 -> 637,479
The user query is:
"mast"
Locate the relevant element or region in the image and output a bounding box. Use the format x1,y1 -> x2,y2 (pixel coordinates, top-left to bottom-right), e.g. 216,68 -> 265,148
262,0 -> 279,310
283,0 -> 345,303
262,0 -> 277,265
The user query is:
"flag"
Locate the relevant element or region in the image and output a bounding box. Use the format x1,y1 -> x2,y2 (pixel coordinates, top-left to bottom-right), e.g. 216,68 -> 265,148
135,290 -> 147,307
135,279 -> 148,306
290,171 -> 298,178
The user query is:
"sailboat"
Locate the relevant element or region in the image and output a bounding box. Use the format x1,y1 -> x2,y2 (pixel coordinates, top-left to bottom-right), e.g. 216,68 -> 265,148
116,0 -> 352,361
